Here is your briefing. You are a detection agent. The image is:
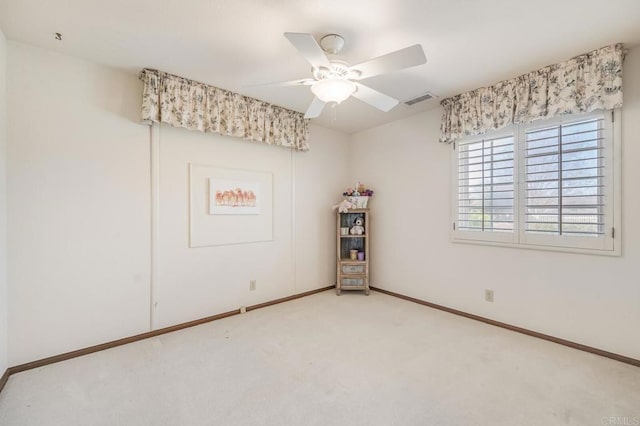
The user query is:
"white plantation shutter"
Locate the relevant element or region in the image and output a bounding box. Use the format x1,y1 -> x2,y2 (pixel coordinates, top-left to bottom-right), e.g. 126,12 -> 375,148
524,118 -> 604,235
456,134 -> 516,242
520,114 -> 614,250
453,111 -> 617,254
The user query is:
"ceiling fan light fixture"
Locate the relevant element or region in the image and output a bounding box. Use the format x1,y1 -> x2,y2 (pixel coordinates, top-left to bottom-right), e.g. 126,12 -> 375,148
311,78 -> 356,104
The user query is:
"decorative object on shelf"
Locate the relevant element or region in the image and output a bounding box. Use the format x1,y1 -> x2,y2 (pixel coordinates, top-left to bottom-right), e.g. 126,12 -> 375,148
333,199 -> 354,213
340,227 -> 349,236
357,251 -> 365,261
350,249 -> 358,260
342,182 -> 374,209
350,216 -> 365,235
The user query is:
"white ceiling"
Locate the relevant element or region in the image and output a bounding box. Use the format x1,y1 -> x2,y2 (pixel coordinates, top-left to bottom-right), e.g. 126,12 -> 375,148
2,0 -> 640,133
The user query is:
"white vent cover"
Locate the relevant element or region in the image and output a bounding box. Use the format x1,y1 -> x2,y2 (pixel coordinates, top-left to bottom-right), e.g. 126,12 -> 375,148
404,92 -> 435,106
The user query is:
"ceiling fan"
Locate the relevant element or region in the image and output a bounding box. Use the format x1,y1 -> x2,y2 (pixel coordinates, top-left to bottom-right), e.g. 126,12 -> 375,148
260,32 -> 427,118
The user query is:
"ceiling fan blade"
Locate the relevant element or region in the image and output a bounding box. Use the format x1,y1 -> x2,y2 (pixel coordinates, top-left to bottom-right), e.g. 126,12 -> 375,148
284,32 -> 331,69
246,78 -> 315,88
352,83 -> 399,112
351,44 -> 427,80
304,97 -> 326,118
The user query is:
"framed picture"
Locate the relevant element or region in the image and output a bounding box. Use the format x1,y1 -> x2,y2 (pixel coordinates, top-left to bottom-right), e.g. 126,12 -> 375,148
189,164 -> 273,247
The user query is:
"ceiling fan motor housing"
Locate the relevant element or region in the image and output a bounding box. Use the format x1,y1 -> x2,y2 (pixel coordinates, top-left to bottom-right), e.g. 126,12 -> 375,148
312,60 -> 359,81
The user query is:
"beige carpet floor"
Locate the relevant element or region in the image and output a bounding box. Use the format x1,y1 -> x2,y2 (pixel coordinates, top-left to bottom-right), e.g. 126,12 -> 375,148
0,290 -> 638,425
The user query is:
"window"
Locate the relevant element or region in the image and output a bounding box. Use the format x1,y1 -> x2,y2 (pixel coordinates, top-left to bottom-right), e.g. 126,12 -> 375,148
457,132 -> 516,244
453,111 -> 619,255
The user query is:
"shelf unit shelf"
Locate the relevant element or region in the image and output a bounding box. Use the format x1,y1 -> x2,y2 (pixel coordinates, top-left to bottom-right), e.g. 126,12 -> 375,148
336,209 -> 370,296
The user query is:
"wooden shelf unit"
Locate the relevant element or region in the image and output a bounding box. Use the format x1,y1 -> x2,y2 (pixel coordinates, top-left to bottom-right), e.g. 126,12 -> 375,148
336,209 -> 370,295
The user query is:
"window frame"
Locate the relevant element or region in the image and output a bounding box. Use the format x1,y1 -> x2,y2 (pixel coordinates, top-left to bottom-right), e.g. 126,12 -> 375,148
451,110 -> 621,256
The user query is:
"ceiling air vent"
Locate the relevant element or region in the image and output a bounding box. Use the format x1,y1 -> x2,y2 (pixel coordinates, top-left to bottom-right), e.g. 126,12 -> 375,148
404,92 -> 435,106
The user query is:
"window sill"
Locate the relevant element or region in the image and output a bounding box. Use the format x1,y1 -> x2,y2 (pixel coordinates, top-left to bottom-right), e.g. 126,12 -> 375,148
451,236 -> 621,257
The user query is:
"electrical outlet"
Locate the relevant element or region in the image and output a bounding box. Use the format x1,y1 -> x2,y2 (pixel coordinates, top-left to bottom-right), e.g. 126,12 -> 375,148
250,280 -> 256,291
240,306 -> 246,314
485,289 -> 494,302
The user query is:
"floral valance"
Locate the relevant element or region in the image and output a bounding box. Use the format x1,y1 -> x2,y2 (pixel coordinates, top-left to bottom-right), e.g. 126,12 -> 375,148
440,43 -> 624,144
139,69 -> 309,151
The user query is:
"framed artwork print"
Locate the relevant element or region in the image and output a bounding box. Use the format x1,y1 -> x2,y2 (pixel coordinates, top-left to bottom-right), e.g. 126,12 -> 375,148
189,164 -> 273,247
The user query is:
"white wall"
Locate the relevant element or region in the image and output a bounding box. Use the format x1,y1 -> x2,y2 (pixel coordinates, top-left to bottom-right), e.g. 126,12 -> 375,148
294,125 -> 350,293
349,47 -> 640,360
5,42 -> 350,364
6,43 -> 152,365
155,123 -> 348,327
0,28 -> 8,374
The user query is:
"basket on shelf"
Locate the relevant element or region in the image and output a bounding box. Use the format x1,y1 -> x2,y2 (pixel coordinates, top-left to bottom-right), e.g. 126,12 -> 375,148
343,183 -> 373,209
347,196 -> 369,209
